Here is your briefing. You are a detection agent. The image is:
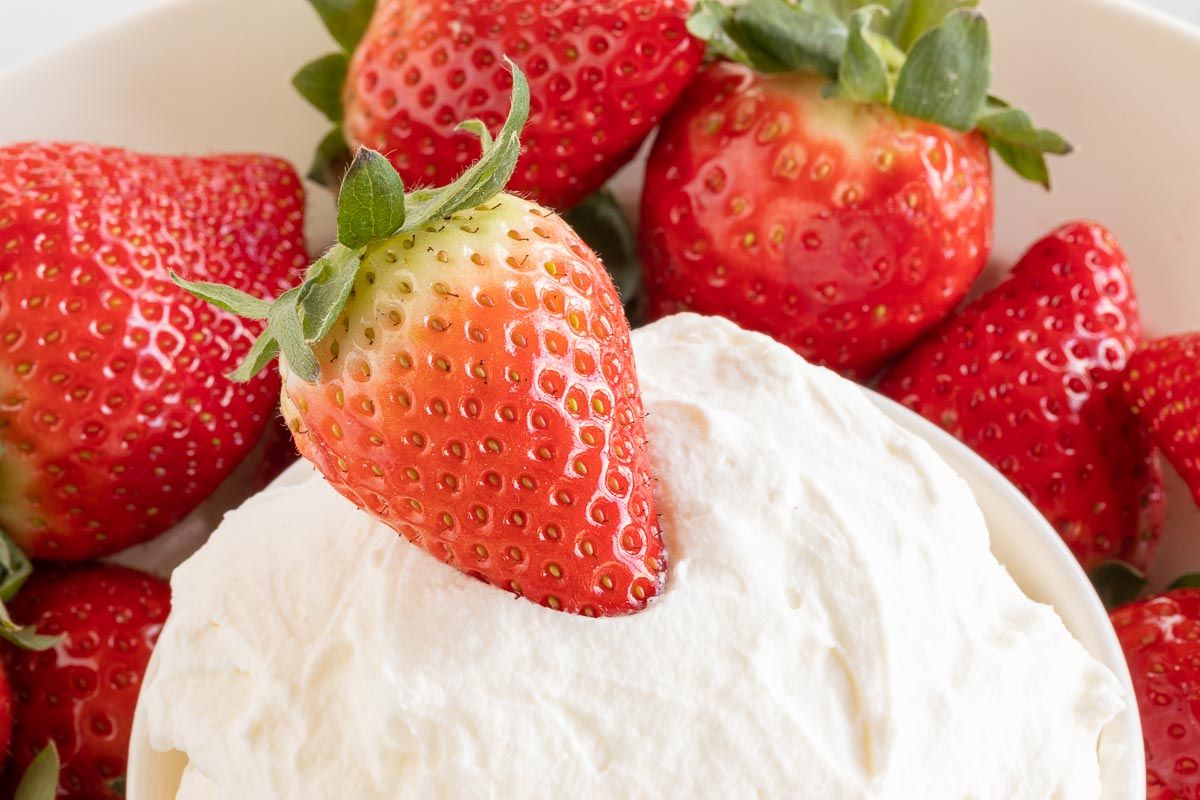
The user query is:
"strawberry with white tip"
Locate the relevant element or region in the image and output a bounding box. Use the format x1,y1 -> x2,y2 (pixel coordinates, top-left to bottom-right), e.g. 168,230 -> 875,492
179,63 -> 665,616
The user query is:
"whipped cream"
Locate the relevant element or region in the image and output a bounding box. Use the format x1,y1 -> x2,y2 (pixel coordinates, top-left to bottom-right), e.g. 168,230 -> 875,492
140,313 -> 1123,799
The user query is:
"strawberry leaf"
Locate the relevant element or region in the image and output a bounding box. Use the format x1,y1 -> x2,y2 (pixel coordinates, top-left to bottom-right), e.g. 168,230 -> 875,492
887,0 -> 979,51
0,598 -> 62,652
269,287 -> 320,383
713,0 -> 848,79
308,127 -> 351,187
168,273 -> 273,319
305,0 -> 376,53
829,7 -> 891,103
402,59 -> 530,230
976,100 -> 1072,189
0,528 -> 31,601
892,10 -> 989,131
293,53 -> 349,123
337,148 -> 407,249
1169,574 -> 1200,591
300,250 -> 362,343
14,742 -> 59,800
228,331 -> 281,383
1091,561 -> 1147,610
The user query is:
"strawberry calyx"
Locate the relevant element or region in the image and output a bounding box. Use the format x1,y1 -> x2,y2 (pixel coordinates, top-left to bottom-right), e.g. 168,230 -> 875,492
1091,560 -> 1148,610
689,0 -> 1071,187
0,529 -> 60,652
13,742 -> 59,800
293,0 -> 378,183
174,60 -> 531,384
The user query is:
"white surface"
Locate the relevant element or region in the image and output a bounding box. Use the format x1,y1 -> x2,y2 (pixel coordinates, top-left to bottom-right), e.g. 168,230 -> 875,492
0,0 -> 1196,73
136,314 -> 1126,800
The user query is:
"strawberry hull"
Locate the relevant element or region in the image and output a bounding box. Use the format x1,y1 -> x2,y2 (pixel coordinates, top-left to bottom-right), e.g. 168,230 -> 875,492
639,64 -> 994,378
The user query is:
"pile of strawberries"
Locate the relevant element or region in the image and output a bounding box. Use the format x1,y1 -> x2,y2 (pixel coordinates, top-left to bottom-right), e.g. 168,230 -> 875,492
1,0 -> 1198,795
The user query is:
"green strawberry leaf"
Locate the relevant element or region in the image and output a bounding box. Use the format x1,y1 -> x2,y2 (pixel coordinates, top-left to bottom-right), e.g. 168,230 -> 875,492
308,127 -> 351,187
892,9 -> 989,131
735,0 -> 849,79
1091,561 -> 1147,610
337,148 -> 407,249
14,742 -> 59,800
564,189 -> 641,321
829,6 -> 891,104
976,99 -> 1072,190
270,288 -> 320,383
229,331 -> 281,383
305,0 -> 376,53
293,53 -> 349,123
0,528 -> 31,602
167,274 -> 273,319
0,598 -> 62,652
185,61 -> 533,385
402,59 -> 530,230
300,250 -> 363,343
1169,574 -> 1200,591
887,0 -> 979,51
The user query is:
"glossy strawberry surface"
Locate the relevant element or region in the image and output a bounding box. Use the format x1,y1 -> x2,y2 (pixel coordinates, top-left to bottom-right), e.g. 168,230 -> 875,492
880,222 -> 1163,572
4,565 -> 169,798
639,63 -> 993,377
343,0 -> 703,210
1125,333 -> 1200,505
280,195 -> 663,615
0,143 -> 308,559
1112,589 -> 1200,800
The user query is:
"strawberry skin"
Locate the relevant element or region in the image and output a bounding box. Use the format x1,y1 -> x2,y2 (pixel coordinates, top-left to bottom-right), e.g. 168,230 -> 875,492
3,565 -> 170,798
1125,334 -> 1200,505
0,143 -> 308,560
879,222 -> 1164,572
1111,589 -> 1200,800
0,666 -> 10,760
639,63 -> 994,377
280,194 -> 663,615
341,0 -> 703,210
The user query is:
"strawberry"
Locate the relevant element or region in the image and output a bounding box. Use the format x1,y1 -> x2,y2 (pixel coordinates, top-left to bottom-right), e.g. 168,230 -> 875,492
3,564 -> 170,798
879,222 -> 1164,574
0,666 -> 11,760
1111,588 -> 1200,800
639,1 -> 1070,377
294,0 -> 704,209
180,64 -> 665,616
1125,334 -> 1200,505
0,143 -> 309,560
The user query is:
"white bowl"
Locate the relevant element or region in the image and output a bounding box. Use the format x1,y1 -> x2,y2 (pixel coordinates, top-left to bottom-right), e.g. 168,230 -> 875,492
7,0 -> 1200,797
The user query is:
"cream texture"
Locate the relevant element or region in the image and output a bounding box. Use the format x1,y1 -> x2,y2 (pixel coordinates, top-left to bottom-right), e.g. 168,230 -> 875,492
141,313 -> 1123,799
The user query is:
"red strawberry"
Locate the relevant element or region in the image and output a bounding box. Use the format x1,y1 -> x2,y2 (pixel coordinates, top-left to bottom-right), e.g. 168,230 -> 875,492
639,2 -> 1069,377
0,142 -> 308,560
3,564 -> 170,798
296,0 -> 704,209
0,666 -> 11,760
182,65 -> 664,616
1111,588 -> 1200,800
1125,334 -> 1200,505
879,222 -> 1164,573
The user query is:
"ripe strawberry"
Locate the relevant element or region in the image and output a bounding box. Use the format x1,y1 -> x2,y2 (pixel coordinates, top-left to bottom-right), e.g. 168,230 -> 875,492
1125,334 -> 1200,505
182,64 -> 665,616
879,222 -> 1164,573
640,1 -> 1070,376
0,666 -> 11,759
3,564 -> 170,798
1111,588 -> 1200,799
295,0 -> 704,209
0,143 -> 308,560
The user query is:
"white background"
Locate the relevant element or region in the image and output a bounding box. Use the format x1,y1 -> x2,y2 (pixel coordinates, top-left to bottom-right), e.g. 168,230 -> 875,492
0,0 -> 1197,73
